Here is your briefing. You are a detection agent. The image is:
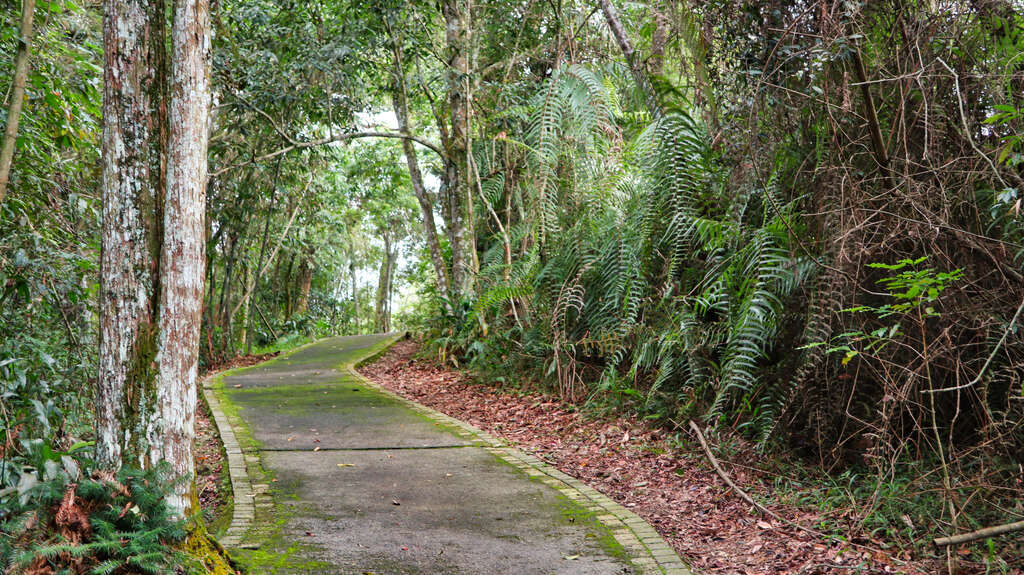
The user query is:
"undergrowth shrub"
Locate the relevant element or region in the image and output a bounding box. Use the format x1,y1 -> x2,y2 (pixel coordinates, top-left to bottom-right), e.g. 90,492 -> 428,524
1,458 -> 186,575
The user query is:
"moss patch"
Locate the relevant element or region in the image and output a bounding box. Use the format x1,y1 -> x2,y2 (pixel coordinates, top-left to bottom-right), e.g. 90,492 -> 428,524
226,469 -> 335,574
556,494 -> 633,564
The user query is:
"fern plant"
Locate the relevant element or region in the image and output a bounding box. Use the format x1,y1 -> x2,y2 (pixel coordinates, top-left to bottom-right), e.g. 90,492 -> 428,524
440,62 -> 815,444
1,462 -> 187,575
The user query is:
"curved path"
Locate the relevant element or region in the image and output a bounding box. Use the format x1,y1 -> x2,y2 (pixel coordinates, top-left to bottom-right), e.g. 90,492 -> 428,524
204,334 -> 690,575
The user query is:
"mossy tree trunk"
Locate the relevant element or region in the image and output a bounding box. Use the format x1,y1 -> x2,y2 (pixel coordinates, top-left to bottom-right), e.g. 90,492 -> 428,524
97,0 -> 167,472
97,0 -> 212,520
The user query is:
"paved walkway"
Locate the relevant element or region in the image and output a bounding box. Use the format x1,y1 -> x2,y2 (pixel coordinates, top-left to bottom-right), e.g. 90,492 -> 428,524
205,334 -> 690,575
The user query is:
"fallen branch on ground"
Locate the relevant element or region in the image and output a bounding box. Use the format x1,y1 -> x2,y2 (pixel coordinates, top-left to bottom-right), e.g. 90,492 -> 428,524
933,519 -> 1024,547
688,420 -> 795,527
687,420 -> 923,572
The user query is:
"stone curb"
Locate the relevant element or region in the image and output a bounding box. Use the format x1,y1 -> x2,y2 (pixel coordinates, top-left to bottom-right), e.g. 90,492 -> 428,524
201,384 -> 255,547
346,360 -> 694,575
199,339 -> 323,548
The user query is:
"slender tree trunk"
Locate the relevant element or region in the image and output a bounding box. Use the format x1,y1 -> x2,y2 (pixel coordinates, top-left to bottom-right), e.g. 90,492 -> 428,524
375,234 -> 391,333
239,257 -> 251,351
443,0 -> 474,298
203,256 -> 217,359
216,232 -> 238,355
231,187 -> 303,320
96,0 -> 166,470
0,0 -> 35,204
388,33 -> 452,311
350,260 -> 359,334
153,0 -> 211,517
294,248 -> 314,316
385,245 -> 397,332
283,251 -> 295,318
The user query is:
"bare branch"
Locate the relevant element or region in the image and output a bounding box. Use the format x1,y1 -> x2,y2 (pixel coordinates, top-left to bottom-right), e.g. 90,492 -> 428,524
211,130 -> 446,177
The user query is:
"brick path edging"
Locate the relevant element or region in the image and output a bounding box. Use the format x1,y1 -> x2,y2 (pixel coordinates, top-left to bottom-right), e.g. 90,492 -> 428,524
202,384 -> 256,547
346,356 -> 694,575
201,339 -> 324,547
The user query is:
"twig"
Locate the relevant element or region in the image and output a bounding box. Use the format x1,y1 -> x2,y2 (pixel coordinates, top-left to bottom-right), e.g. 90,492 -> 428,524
923,293 -> 1024,394
686,420 -> 921,573
935,57 -> 1010,192
688,420 -> 810,531
933,519 -> 1024,547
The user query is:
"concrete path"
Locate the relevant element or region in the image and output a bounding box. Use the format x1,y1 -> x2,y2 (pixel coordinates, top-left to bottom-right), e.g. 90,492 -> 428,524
207,334 -> 689,575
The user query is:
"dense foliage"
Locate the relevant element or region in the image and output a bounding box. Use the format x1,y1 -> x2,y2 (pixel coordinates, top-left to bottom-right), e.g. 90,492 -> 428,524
2,0 -> 1023,570
2,462 -> 187,575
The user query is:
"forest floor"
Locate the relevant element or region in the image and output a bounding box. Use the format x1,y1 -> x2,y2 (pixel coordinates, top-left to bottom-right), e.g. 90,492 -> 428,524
358,340 -> 972,575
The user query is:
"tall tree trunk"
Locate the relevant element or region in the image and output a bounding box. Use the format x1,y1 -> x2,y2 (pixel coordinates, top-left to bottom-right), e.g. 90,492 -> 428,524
239,257 -> 251,352
388,31 -> 452,312
231,183 -> 304,320
350,259 -> 359,334
0,0 -> 35,204
153,0 -> 211,517
283,251 -> 295,318
294,247 -> 314,316
216,232 -> 238,356
385,245 -> 397,332
97,0 -> 211,520
97,0 -> 166,470
443,0 -> 474,298
375,234 -> 391,333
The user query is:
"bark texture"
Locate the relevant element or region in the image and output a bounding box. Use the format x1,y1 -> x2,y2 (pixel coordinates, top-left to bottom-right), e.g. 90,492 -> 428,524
0,0 -> 35,203
97,0 -> 164,470
154,0 -> 212,517
443,0 -> 474,298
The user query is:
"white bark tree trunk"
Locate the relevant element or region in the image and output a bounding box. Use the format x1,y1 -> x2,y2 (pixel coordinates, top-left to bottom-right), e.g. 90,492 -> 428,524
97,0 -> 163,470
98,0 -> 211,519
153,0 -> 212,517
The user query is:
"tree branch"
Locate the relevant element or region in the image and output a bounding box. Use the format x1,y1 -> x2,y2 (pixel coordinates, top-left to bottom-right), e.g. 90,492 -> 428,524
211,130 -> 446,177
